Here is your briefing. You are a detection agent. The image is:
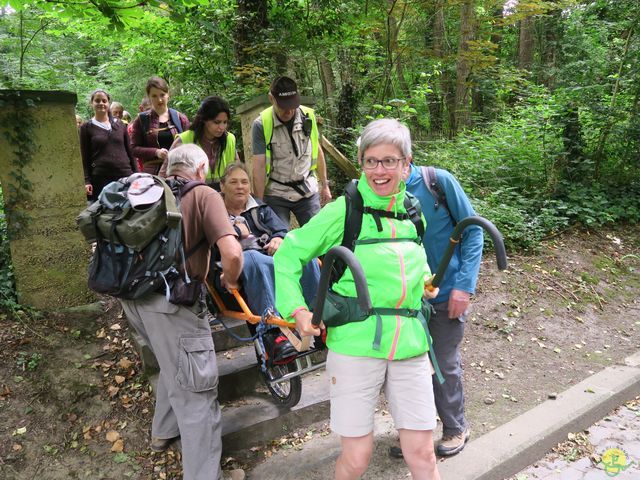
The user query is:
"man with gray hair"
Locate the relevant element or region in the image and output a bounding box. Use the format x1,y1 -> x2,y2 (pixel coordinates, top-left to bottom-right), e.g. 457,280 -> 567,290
120,144 -> 244,480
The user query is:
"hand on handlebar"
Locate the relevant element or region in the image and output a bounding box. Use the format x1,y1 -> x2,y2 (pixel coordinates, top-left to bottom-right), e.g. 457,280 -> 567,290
293,309 -> 323,337
423,275 -> 440,299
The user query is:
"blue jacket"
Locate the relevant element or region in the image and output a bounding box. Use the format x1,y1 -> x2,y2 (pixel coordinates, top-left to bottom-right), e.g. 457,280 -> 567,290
241,196 -> 288,241
405,164 -> 483,304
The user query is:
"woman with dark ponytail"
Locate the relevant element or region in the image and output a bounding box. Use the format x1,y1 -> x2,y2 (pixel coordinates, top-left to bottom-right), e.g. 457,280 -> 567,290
80,89 -> 137,201
160,95 -> 239,190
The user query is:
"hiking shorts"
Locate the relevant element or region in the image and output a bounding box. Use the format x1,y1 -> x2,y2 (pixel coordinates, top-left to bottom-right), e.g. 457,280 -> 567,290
326,351 -> 437,437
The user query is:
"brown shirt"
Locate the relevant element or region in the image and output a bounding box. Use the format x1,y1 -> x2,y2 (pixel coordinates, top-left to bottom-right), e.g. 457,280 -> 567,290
180,185 -> 236,281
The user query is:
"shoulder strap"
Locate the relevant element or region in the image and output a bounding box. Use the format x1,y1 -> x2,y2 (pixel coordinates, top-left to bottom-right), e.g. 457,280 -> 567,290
419,166 -> 454,224
341,180 -> 363,252
404,192 -> 424,242
169,108 -> 184,134
139,111 -> 151,135
329,180 -> 363,287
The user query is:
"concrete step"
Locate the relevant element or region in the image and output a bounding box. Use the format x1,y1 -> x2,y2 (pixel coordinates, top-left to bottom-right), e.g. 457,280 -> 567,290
221,364 -> 330,452
210,317 -> 252,352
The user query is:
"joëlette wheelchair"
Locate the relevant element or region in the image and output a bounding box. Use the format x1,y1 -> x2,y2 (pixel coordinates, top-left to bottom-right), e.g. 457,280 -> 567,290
204,216 -> 508,409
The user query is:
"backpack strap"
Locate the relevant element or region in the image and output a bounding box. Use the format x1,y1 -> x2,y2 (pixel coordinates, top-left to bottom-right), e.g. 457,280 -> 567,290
404,192 -> 425,240
168,108 -> 184,134
419,166 -> 455,225
139,111 -> 150,135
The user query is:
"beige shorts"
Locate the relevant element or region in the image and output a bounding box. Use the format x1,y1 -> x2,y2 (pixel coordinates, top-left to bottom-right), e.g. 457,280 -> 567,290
326,350 -> 437,437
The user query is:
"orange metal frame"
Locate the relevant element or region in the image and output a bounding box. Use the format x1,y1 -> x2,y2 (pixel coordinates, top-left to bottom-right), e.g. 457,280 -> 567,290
204,279 -> 296,329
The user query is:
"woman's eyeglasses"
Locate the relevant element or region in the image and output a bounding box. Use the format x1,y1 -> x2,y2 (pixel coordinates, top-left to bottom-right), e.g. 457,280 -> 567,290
361,156 -> 405,170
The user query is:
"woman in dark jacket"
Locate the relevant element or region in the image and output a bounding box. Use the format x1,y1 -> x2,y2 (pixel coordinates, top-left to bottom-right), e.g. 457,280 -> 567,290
80,89 -> 137,201
219,163 -> 319,317
129,76 -> 189,175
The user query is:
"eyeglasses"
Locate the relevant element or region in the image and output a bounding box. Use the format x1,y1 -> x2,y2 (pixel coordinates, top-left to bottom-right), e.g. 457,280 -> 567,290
361,156 -> 405,170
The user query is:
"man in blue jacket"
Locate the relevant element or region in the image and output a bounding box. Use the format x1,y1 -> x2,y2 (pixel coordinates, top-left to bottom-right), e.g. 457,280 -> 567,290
394,162 -> 483,457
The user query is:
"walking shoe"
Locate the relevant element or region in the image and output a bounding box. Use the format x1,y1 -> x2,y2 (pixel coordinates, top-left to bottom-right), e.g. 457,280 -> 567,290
436,428 -> 470,457
263,330 -> 297,364
222,469 -> 246,480
150,435 -> 179,452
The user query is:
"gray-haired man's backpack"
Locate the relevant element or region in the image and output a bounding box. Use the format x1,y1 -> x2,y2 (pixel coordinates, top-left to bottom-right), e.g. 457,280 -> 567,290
77,175 -> 206,303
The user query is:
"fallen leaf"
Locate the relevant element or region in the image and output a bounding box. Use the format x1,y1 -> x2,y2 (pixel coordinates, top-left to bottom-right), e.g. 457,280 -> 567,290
118,358 -> 133,369
96,328 -> 107,338
106,430 -> 120,443
111,439 -> 124,452
108,386 -> 120,397
114,375 -> 126,384
110,323 -> 122,331
12,427 -> 27,436
12,443 -> 22,451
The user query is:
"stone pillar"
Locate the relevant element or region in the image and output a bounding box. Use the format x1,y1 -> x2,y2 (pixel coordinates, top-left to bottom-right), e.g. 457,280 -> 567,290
236,95 -> 315,190
0,90 -> 93,309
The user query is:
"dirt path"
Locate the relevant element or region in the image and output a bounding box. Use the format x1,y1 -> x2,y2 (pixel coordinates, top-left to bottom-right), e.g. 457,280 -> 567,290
0,226 -> 638,479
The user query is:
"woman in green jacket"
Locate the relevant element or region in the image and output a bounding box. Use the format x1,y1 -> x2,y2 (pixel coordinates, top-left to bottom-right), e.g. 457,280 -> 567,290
160,95 -> 239,190
274,119 -> 441,480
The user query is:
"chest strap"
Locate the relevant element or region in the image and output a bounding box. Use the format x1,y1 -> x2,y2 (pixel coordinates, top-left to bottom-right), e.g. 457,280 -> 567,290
362,206 -> 411,232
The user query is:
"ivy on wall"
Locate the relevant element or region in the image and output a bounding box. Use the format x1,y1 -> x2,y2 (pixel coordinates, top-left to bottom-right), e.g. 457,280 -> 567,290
0,92 -> 38,313
0,91 -> 38,240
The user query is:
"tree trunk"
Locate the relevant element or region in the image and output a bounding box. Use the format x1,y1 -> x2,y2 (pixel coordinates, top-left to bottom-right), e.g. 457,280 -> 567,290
518,16 -> 534,71
234,0 -> 268,68
427,0 -> 445,136
318,57 -> 337,123
541,11 -> 560,89
453,0 -> 475,134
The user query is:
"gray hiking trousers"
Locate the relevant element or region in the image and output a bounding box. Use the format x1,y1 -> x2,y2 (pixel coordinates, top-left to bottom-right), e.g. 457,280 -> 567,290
430,300 -> 467,437
120,294 -> 222,480
264,192 -> 320,228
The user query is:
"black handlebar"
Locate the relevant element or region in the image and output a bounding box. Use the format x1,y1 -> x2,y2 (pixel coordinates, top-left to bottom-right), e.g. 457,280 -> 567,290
311,216 -> 508,326
431,216 -> 508,288
311,246 -> 373,327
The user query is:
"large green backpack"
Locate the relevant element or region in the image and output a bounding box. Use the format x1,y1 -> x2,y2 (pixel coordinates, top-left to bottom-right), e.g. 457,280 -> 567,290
77,175 -> 205,300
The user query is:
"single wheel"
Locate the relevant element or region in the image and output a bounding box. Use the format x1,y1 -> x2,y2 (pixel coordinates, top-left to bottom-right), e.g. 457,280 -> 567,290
261,362 -> 302,408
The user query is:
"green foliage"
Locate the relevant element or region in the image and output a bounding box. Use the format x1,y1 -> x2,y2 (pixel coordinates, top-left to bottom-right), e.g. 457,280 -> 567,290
0,0 -> 639,257
0,186 -> 19,313
16,351 -> 43,371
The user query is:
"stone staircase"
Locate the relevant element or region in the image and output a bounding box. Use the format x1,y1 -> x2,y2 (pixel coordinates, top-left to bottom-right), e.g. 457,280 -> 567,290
132,316 -> 330,452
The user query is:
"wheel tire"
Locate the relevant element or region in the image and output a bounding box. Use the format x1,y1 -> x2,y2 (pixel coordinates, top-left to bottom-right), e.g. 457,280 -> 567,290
262,362 -> 302,408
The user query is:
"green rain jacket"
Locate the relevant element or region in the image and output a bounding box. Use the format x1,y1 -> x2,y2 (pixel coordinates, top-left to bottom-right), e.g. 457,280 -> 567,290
274,175 -> 431,360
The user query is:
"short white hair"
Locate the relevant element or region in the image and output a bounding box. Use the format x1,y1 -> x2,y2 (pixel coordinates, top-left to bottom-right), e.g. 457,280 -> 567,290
359,118 -> 412,162
167,144 -> 209,176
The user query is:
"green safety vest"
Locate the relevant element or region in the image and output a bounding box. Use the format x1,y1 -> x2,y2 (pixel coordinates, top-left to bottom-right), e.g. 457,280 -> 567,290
178,130 -> 236,182
260,106 -> 319,176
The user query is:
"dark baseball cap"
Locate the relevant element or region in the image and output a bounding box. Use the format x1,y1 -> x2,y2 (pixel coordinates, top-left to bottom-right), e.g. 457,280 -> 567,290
270,76 -> 301,110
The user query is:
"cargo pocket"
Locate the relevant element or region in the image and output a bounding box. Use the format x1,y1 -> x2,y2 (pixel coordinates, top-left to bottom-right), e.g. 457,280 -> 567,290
176,335 -> 218,392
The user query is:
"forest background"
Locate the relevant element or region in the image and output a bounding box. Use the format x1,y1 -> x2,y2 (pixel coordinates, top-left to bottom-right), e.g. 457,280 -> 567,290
1,0 -> 639,311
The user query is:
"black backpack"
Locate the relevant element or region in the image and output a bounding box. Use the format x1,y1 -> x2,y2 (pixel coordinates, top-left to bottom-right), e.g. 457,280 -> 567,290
79,176 -> 205,301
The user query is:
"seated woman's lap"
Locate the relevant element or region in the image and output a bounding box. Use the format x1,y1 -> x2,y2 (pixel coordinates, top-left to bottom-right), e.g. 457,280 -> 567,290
240,250 -> 320,317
